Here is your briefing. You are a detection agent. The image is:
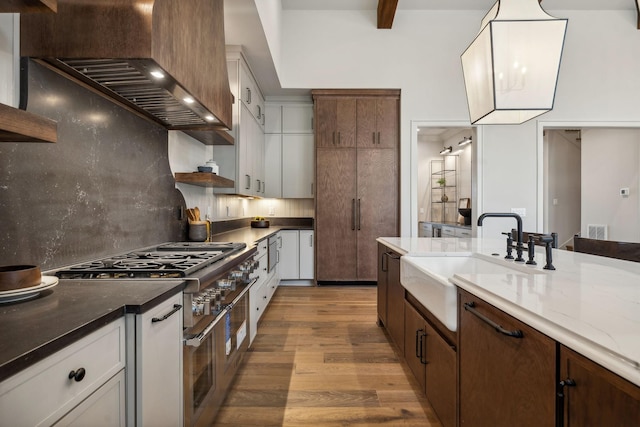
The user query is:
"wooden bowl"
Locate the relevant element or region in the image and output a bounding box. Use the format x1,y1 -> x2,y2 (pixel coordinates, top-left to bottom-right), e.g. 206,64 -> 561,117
0,265 -> 42,292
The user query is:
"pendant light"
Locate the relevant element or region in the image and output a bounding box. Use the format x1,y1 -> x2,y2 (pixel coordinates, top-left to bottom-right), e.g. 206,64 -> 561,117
461,0 -> 568,125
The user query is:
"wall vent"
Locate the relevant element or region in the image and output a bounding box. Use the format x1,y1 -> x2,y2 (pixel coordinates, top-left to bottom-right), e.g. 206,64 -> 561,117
587,224 -> 608,240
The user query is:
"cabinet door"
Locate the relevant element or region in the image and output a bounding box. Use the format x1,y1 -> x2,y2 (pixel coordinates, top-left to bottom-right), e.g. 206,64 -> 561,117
264,104 -> 282,134
55,370 -> 125,427
385,251 -> 404,353
336,98 -> 356,147
238,103 -> 253,194
375,97 -> 399,149
356,97 -> 398,148
458,290 -> 555,426
252,116 -> 265,196
356,148 -> 398,281
283,104 -> 313,134
560,345 -> 640,427
299,230 -> 315,280
315,98 -> 355,148
279,230 -> 300,280
282,134 -> 314,198
377,243 -> 388,326
136,293 -> 183,427
316,148 -> 357,281
264,134 -> 282,198
424,321 -> 456,427
404,301 -> 426,391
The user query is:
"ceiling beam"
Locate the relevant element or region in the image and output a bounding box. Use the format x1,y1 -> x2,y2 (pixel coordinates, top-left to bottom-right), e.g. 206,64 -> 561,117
377,0 -> 398,29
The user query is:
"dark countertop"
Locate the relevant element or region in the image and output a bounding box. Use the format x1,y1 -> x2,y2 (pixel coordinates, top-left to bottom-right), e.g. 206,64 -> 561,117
210,225 -> 313,245
0,278 -> 184,382
0,223 -> 312,382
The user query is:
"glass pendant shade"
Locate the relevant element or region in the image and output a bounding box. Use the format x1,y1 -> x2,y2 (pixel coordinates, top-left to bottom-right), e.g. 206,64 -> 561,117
461,0 -> 568,125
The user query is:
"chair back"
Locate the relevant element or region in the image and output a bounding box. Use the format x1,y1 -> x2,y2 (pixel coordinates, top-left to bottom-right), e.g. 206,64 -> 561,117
573,235 -> 640,263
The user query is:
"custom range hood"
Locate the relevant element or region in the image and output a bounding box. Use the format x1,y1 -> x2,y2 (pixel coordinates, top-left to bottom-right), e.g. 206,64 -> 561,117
20,0 -> 233,131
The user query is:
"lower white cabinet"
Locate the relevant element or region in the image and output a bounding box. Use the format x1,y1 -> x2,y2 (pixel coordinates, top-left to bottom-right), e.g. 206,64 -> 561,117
127,293 -> 183,427
280,230 -> 314,281
0,318 -> 126,427
249,277 -> 268,345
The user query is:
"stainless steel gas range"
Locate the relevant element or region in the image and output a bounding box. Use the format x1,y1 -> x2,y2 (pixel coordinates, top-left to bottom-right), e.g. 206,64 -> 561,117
55,241 -> 258,427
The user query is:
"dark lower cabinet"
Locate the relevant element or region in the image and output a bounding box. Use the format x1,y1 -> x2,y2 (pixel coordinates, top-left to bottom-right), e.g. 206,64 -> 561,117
559,345 -> 640,426
377,243 -> 404,353
458,289 -> 556,427
404,300 -> 456,427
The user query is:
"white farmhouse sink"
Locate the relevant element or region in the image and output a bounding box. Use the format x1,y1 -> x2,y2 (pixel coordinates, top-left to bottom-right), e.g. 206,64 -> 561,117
400,255 -> 541,331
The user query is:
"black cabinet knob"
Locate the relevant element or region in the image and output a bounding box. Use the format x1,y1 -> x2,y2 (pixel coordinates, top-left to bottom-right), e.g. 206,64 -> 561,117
68,367 -> 86,382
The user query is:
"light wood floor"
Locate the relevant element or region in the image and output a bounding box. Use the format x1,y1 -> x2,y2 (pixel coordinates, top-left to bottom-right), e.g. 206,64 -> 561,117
213,286 -> 443,426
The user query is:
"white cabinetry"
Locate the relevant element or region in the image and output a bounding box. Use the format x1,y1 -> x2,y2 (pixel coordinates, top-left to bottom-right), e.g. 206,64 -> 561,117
0,319 -> 126,426
279,230 -> 315,282
264,102 -> 315,199
249,239 -> 269,345
213,47 -> 265,197
127,293 -> 183,427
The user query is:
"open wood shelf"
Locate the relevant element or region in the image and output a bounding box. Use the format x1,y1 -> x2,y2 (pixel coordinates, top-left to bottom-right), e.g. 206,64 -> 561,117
175,172 -> 234,188
0,103 -> 57,143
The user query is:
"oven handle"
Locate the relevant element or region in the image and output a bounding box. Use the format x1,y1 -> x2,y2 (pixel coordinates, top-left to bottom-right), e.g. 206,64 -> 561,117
184,278 -> 255,348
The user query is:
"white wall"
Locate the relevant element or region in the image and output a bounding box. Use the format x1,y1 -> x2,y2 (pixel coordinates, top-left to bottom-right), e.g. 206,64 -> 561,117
581,128 -> 640,242
254,0 -> 283,77
278,9 -> 640,238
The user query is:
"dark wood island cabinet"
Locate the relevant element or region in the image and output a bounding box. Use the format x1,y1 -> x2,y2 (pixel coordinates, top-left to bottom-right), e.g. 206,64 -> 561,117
458,289 -> 556,426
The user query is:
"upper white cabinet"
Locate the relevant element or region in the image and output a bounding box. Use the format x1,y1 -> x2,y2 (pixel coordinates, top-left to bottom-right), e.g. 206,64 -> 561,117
264,101 -> 314,199
213,47 -> 265,197
283,105 -> 313,134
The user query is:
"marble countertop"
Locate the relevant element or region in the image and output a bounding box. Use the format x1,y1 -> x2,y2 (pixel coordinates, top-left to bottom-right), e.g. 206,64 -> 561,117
378,237 -> 640,387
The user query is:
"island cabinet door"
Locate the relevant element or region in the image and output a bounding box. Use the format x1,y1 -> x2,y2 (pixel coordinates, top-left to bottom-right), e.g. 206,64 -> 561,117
559,345 -> 640,427
458,289 -> 556,427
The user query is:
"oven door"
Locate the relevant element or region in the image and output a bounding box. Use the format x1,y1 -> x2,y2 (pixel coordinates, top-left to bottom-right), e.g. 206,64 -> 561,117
183,318 -> 216,427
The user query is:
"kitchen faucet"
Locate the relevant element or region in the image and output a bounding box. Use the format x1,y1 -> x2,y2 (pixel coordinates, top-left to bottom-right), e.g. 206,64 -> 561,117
477,213 -> 525,262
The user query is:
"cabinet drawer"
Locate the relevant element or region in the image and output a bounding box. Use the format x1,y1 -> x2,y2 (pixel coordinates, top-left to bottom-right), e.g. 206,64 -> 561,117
455,228 -> 471,238
441,226 -> 456,237
0,318 -> 125,426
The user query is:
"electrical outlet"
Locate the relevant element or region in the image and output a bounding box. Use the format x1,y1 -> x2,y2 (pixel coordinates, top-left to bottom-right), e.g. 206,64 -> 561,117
620,188 -> 630,197
511,208 -> 526,217
268,206 -> 276,216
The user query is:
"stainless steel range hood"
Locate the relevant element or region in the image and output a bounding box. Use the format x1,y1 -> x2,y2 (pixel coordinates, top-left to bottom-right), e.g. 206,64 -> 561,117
20,0 -> 233,131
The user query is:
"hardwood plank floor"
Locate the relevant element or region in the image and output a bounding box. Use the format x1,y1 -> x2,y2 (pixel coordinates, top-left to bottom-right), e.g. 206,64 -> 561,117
212,286 -> 443,427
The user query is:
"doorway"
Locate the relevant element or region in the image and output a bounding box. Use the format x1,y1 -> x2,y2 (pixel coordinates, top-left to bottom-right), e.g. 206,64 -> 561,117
538,122 -> 640,246
410,121 -> 478,237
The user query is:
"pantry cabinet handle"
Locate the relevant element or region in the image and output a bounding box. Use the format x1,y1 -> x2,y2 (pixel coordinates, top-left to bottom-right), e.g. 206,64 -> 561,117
351,199 -> 356,231
463,302 -> 523,338
357,199 -> 361,230
152,304 -> 182,323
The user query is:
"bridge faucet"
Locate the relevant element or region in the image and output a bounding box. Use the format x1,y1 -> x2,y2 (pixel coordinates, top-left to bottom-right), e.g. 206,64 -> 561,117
477,213 -> 525,262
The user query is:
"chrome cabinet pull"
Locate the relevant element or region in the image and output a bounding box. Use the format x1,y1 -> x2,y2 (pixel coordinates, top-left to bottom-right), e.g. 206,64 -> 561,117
463,302 -> 523,338
152,304 -> 182,323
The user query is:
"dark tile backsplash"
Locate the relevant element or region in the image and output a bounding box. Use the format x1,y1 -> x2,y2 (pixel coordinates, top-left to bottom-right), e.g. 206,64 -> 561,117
0,61 -> 186,270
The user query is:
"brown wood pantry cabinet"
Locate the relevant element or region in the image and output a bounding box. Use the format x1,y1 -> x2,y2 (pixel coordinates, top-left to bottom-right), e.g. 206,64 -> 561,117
313,89 -> 400,283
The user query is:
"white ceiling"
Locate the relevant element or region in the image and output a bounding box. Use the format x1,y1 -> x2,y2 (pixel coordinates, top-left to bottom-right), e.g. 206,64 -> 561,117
225,0 -> 638,97
281,0 -> 636,11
